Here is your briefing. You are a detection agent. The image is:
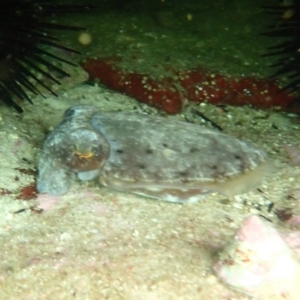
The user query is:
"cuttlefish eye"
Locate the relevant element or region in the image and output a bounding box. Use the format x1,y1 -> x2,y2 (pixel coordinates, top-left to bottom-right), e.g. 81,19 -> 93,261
62,128 -> 109,172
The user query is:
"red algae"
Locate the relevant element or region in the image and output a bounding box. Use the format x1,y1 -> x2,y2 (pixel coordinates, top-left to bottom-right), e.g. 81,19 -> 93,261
16,183 -> 37,200
82,58 -> 296,114
82,59 -> 183,114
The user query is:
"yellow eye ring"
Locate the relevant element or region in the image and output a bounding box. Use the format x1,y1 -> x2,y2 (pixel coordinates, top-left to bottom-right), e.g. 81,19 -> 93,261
74,151 -> 94,159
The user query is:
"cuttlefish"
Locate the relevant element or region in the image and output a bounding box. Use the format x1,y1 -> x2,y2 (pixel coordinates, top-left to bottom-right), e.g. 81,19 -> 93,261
37,105 -> 273,203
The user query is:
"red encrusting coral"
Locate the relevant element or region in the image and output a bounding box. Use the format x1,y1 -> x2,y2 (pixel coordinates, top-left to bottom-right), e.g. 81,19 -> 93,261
82,58 -> 297,114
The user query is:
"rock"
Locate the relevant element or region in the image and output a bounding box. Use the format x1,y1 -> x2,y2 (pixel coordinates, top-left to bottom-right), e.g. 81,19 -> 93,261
214,215 -> 300,300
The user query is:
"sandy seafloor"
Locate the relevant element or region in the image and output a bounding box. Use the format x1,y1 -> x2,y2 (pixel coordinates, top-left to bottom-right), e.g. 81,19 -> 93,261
1,0 -> 300,299
0,84 -> 300,300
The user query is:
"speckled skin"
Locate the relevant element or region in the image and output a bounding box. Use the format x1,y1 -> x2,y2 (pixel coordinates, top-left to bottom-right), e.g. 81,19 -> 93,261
37,105 -> 271,202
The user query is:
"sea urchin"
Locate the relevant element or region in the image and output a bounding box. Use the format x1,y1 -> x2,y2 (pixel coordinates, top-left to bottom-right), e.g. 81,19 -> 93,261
263,1 -> 300,97
0,0 -> 87,112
